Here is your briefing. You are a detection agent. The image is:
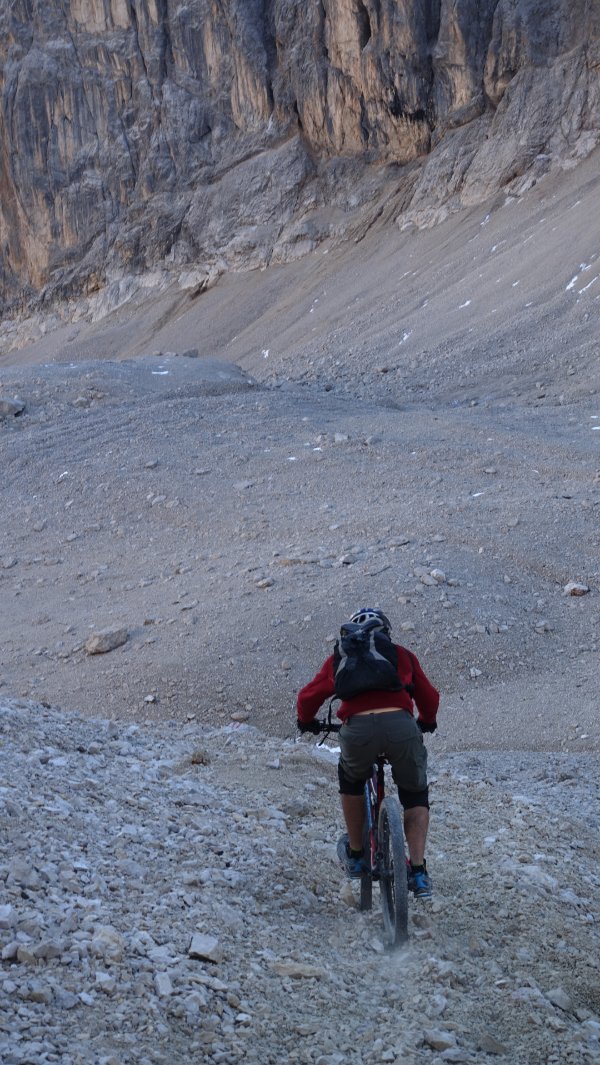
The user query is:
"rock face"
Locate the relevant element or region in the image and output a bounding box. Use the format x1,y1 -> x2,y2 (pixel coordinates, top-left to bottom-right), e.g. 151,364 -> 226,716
1,0 -> 599,309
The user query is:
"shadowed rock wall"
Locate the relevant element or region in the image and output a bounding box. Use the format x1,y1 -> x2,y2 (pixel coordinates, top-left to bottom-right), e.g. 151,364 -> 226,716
1,0 -> 599,309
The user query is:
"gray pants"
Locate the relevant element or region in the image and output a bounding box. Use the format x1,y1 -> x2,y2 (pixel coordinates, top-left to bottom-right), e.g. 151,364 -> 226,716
339,710 -> 428,805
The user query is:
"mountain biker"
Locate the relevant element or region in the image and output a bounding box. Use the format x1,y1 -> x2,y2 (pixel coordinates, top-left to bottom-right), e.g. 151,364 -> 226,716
297,608 -> 439,900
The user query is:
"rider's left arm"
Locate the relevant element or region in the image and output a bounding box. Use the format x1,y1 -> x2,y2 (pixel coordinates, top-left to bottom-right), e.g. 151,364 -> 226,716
296,656 -> 335,723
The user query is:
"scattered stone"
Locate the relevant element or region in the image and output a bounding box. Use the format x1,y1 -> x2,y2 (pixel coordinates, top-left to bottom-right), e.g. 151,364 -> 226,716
189,934 -> 221,963
0,397 -> 25,417
85,628 -> 129,654
90,926 -> 125,962
95,971 -> 117,994
24,980 -> 53,1004
563,581 -> 590,596
336,881 -> 354,908
190,747 -> 211,765
154,972 -> 173,997
414,566 -> 438,586
547,987 -> 573,1012
0,904 -> 16,928
423,1028 -> 456,1051
0,684 -> 596,1064
476,1032 -> 509,1055
271,961 -> 325,979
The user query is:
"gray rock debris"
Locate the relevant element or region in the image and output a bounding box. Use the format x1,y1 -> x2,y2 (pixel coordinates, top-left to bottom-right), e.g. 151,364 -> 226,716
0,697 -> 599,1065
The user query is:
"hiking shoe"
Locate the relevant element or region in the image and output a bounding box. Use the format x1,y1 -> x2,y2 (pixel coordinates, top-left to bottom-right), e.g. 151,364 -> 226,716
410,868 -> 433,900
336,834 -> 363,879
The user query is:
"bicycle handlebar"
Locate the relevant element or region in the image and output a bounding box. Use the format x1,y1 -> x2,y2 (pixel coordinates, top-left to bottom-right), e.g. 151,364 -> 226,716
315,719 -> 341,733
297,717 -> 342,738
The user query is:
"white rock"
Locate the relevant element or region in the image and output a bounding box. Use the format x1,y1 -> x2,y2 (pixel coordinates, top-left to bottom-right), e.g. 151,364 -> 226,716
90,926 -> 125,962
423,1028 -> 456,1050
95,972 -> 117,994
189,933 -> 221,962
340,882 -> 356,907
547,987 -> 572,1011
582,1019 -> 600,1040
518,865 -> 559,891
0,904 -> 16,928
154,972 -> 173,997
563,581 -> 590,596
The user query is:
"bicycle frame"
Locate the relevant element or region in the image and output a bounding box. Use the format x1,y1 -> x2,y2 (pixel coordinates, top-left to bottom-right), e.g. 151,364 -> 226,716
363,757 -> 386,879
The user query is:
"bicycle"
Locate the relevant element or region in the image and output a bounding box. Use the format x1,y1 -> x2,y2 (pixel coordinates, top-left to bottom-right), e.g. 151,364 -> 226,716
311,711 -> 409,947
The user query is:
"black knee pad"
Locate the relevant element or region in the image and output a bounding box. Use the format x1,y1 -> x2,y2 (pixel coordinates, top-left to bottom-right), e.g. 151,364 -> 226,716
397,785 -> 430,810
338,761 -> 365,796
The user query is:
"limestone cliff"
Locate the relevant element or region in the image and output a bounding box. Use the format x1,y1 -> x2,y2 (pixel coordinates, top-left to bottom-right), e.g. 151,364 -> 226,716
1,0 -> 599,311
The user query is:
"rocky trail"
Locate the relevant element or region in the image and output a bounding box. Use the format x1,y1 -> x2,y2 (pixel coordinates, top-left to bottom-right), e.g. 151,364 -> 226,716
1,698 -> 599,1065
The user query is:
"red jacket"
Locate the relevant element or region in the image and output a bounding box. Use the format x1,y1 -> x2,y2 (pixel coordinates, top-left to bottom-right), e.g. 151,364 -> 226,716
297,644 -> 439,726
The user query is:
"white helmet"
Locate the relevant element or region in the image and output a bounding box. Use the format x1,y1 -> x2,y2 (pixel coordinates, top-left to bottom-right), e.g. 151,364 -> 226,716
349,607 -> 392,633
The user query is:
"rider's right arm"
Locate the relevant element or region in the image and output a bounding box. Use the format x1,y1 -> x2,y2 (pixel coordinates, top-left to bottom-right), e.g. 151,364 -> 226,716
296,657 -> 335,723
409,653 -> 439,727
398,647 -> 439,726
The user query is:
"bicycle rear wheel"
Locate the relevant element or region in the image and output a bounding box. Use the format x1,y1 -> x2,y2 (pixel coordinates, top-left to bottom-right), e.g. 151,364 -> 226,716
378,796 -> 408,946
359,818 -> 372,912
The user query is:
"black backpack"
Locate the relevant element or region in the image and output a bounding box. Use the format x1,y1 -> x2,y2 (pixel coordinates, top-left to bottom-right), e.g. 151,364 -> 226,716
333,619 -> 411,700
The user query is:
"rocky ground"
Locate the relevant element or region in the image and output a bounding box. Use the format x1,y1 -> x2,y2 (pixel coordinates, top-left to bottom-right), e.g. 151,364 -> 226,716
1,698 -> 599,1065
0,344 -> 598,749
1,145 -> 599,1063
